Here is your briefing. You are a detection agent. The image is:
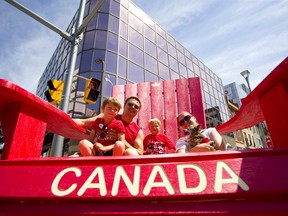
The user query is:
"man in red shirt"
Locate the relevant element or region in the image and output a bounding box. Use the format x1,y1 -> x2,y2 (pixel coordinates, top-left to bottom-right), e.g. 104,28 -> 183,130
74,96 -> 144,156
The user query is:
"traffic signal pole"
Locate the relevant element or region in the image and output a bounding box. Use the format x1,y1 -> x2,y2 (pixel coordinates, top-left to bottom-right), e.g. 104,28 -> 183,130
5,0 -> 105,156
50,0 -> 86,157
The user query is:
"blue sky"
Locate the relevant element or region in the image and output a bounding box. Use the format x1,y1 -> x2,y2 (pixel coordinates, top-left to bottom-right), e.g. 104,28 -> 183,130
0,0 -> 287,93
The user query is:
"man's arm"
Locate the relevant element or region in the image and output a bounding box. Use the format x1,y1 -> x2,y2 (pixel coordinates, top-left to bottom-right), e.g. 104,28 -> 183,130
133,129 -> 144,155
73,113 -> 104,129
123,129 -> 144,155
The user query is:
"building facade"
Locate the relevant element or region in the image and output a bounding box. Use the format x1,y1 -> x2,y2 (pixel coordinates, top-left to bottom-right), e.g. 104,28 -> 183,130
224,82 -> 265,149
36,0 -> 229,129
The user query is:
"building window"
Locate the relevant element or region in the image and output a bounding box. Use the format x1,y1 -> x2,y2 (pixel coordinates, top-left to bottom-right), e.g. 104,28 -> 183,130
145,54 -> 158,73
95,30 -> 107,49
128,61 -> 144,83
129,43 -> 144,66
107,32 -> 118,52
145,38 -> 157,57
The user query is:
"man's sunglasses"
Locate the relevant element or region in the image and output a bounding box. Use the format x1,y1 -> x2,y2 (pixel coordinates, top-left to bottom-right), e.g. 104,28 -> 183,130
179,115 -> 192,126
127,102 -> 140,110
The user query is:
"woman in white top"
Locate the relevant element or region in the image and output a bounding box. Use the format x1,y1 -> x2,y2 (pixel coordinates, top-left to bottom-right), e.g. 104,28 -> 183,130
176,111 -> 226,153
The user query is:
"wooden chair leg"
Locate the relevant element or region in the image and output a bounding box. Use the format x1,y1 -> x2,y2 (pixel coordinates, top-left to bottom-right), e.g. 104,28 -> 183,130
1,102 -> 47,159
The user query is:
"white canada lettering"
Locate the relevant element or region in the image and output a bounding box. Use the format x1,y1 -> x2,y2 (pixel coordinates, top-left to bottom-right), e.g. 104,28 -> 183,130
51,167 -> 81,196
112,166 -> 140,196
214,161 -> 249,192
51,161 -> 249,197
143,165 -> 175,195
77,167 -> 107,196
177,164 -> 207,193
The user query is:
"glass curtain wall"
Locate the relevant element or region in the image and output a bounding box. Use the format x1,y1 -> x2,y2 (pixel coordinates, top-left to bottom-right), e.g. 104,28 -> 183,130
36,0 -> 229,127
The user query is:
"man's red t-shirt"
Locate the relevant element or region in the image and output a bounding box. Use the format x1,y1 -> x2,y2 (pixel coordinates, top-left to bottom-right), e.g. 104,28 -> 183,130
115,114 -> 141,147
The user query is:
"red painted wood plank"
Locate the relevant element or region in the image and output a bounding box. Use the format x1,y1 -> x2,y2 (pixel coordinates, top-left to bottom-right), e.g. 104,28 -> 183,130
150,81 -> 164,134
163,80 -> 178,144
1,198 -> 288,215
175,78 -> 190,137
124,83 -> 138,100
1,149 -> 288,201
176,78 -> 190,114
137,82 -> 150,136
188,77 -> 206,129
111,84 -> 125,114
1,102 -> 47,159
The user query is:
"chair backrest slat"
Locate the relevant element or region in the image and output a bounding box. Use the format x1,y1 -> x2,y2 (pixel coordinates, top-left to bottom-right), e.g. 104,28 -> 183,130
188,77 -> 206,128
137,82 -> 150,136
163,80 -> 178,143
150,81 -> 164,133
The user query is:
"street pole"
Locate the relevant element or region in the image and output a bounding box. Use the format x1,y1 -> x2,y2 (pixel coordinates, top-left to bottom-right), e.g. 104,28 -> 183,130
50,0 -> 86,157
5,0 -> 106,156
240,70 -> 252,93
95,59 -> 105,102
240,70 -> 267,148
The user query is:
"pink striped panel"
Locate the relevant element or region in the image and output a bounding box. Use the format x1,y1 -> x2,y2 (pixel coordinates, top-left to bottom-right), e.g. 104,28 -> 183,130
176,78 -> 190,116
188,77 -> 206,129
176,78 -> 190,114
112,85 -> 125,114
137,82 -> 150,136
150,81 -> 164,134
163,80 -> 178,144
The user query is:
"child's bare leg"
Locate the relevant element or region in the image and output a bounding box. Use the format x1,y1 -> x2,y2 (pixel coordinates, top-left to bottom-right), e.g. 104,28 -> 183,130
78,139 -> 95,156
113,141 -> 125,156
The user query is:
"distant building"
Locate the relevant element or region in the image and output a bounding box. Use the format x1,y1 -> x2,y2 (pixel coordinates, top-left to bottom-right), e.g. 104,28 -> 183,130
224,82 -> 264,149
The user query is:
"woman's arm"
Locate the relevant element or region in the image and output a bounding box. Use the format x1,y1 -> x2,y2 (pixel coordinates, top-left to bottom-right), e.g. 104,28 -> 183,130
175,138 -> 186,153
189,142 -> 215,152
210,128 -> 226,150
176,148 -> 186,153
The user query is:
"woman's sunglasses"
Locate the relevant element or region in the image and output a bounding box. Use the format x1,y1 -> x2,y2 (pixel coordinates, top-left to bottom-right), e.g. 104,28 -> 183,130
127,102 -> 140,110
179,115 -> 192,126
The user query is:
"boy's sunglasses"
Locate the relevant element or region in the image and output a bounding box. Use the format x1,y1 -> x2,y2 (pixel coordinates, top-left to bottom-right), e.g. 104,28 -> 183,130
179,115 -> 192,126
127,102 -> 140,110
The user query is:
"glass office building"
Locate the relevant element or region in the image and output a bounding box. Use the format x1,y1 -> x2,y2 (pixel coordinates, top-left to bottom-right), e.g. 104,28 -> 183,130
36,0 -> 229,127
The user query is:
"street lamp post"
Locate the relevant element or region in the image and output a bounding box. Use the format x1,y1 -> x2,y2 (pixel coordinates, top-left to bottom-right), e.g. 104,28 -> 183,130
95,59 -> 105,102
240,70 -> 252,93
240,70 -> 268,148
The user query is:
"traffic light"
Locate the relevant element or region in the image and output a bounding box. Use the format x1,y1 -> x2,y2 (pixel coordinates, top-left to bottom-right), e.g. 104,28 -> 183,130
44,79 -> 64,105
84,78 -> 101,104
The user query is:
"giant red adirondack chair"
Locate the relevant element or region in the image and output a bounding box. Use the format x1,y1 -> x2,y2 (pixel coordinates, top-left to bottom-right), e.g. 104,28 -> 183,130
0,57 -> 288,215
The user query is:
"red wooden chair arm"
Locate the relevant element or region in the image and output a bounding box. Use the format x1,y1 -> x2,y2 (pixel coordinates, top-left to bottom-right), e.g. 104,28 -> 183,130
0,79 -> 90,159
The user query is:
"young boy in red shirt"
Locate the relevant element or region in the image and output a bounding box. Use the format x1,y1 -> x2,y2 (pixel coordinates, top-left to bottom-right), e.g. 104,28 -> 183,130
78,97 -> 125,156
143,118 -> 175,154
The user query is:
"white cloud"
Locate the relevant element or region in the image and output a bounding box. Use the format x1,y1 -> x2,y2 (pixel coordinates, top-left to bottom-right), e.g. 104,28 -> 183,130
1,0 -> 287,94
0,0 -> 79,93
